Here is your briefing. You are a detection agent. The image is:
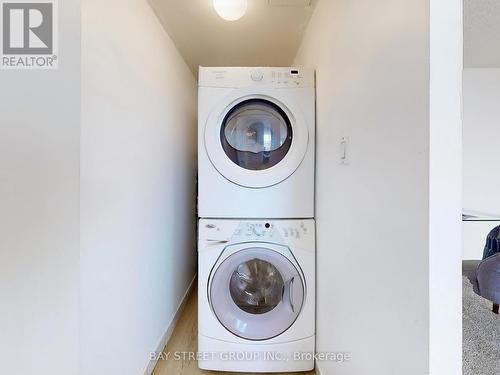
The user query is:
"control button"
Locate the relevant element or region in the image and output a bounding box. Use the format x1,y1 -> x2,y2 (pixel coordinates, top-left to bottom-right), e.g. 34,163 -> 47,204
252,225 -> 264,236
251,70 -> 264,81
265,223 -> 270,228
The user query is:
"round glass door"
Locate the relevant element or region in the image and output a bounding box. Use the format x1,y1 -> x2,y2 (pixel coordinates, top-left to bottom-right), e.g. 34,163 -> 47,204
230,259 -> 284,315
221,99 -> 292,170
209,247 -> 304,341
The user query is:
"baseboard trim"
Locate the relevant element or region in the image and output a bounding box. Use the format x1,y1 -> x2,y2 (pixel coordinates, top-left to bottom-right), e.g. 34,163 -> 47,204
315,360 -> 325,375
143,274 -> 197,375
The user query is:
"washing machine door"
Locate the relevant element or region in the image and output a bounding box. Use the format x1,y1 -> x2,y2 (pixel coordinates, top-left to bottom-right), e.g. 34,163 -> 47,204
205,89 -> 309,188
208,243 -> 305,341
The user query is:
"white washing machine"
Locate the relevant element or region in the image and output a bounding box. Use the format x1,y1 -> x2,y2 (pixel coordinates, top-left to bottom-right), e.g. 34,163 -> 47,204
198,219 -> 315,373
198,67 -> 315,219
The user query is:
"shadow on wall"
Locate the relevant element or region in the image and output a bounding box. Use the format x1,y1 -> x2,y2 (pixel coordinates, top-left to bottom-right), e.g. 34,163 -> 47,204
80,0 -> 198,374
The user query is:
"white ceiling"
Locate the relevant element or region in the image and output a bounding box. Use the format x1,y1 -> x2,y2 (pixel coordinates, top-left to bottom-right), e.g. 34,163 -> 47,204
149,0 -> 317,75
464,0 -> 500,68
149,0 -> 498,71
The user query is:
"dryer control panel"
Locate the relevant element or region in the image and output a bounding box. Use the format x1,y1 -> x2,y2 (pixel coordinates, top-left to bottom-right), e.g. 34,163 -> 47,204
199,67 -> 315,89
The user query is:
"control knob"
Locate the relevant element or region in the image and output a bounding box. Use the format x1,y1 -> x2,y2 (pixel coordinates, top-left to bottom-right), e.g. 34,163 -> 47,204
251,70 -> 264,82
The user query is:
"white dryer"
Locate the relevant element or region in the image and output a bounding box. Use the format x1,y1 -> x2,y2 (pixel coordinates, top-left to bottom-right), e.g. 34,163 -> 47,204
198,219 -> 315,373
198,67 -> 315,219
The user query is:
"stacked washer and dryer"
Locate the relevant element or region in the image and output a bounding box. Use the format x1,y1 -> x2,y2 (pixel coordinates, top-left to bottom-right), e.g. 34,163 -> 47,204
197,67 -> 316,373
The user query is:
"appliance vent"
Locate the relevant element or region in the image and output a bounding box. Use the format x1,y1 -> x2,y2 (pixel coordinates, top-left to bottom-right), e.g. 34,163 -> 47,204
268,0 -> 312,7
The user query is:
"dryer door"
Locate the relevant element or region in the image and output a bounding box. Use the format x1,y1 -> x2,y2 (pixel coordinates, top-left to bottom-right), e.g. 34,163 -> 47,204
209,244 -> 305,341
204,90 -> 309,188
221,99 -> 292,171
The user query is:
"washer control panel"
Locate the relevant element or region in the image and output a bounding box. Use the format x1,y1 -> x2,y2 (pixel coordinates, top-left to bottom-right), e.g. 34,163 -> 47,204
198,219 -> 315,249
233,222 -> 279,242
280,221 -> 309,240
230,220 -> 311,243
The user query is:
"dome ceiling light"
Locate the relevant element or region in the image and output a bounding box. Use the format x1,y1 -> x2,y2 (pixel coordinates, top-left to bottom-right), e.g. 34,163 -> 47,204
213,0 -> 248,21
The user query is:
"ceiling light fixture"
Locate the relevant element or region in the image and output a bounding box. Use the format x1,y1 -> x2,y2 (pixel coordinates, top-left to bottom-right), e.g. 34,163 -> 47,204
213,0 -> 248,21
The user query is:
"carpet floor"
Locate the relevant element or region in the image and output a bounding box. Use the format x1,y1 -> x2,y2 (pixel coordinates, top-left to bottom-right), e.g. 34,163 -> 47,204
463,277 -> 500,375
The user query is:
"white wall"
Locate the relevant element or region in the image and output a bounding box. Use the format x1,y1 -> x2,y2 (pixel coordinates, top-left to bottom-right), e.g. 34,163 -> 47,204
0,1 -> 81,374
295,0 -> 462,374
462,69 -> 500,260
428,0 -> 462,372
463,220 -> 500,260
463,68 -> 500,216
80,0 -> 197,374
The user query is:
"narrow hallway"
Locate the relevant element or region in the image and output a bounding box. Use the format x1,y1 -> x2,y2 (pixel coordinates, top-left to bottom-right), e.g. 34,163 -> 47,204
152,287 -> 316,375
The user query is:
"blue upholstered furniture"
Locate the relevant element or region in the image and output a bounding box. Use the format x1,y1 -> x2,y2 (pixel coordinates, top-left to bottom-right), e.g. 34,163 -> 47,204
477,253 -> 500,314
483,225 -> 500,259
477,225 -> 500,314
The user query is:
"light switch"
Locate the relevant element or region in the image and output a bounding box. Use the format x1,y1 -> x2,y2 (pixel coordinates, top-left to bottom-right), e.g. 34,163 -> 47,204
340,136 -> 349,165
